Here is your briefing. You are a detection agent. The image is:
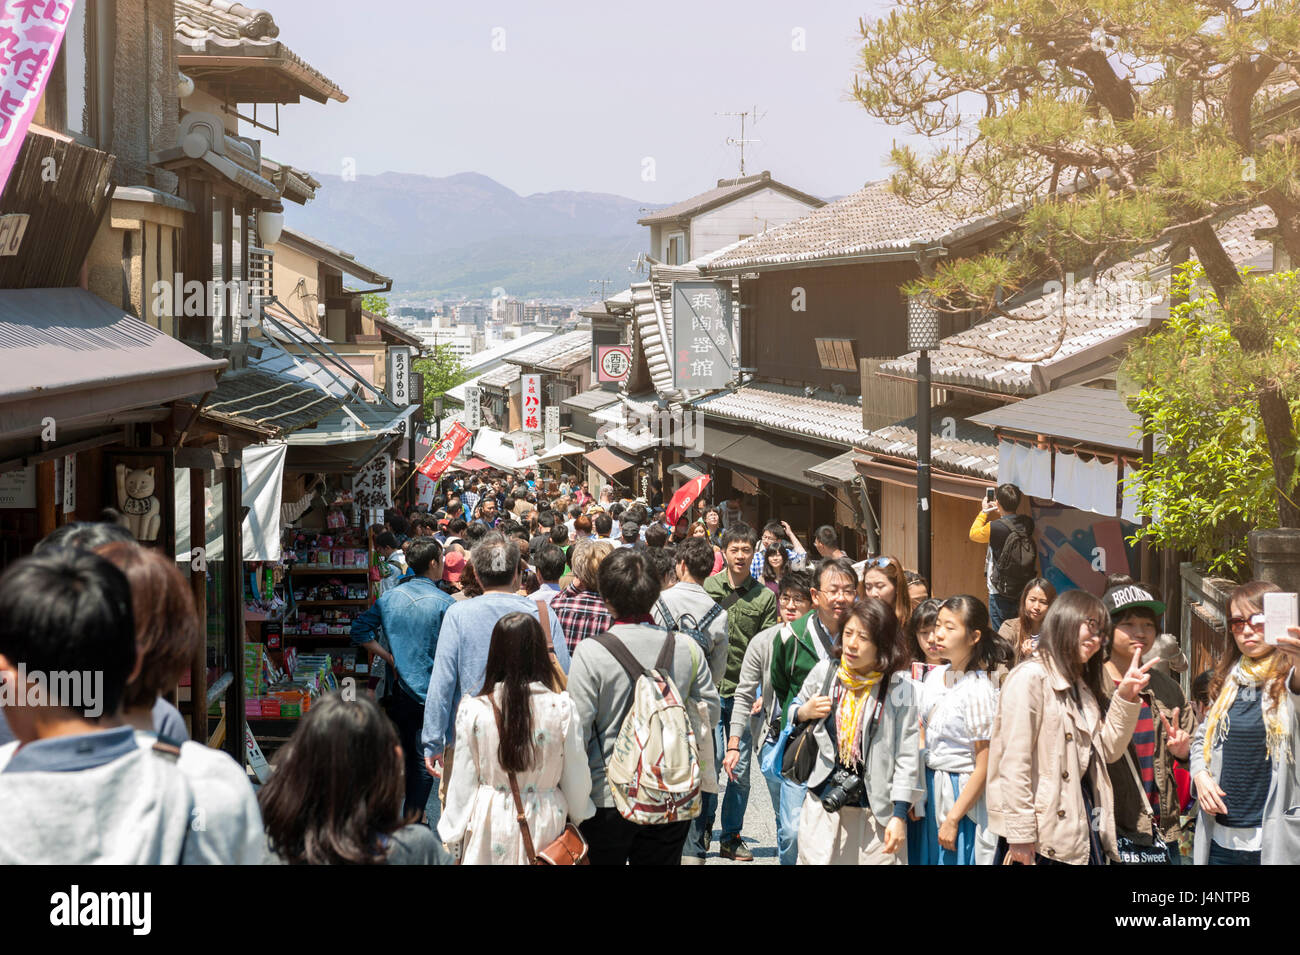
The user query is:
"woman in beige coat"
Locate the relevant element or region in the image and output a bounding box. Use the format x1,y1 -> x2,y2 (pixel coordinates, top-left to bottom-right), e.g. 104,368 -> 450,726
986,590 -> 1151,864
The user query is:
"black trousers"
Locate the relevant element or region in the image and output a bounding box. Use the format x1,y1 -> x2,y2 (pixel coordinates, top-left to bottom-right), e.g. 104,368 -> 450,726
579,808 -> 691,866
389,685 -> 435,820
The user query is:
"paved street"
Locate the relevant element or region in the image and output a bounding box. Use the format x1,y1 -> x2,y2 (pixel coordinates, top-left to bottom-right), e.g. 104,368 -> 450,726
702,769 -> 780,866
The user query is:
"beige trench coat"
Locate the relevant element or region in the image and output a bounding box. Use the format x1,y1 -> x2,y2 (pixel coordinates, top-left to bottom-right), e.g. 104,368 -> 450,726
986,657 -> 1139,864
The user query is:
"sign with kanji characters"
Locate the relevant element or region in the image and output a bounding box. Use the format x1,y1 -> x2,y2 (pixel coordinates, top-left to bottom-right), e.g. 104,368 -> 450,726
463,385 -> 482,430
0,0 -> 77,196
512,436 -> 533,462
671,280 -> 734,390
352,453 -> 392,510
543,406 -> 559,434
597,345 -> 632,382
0,213 -> 28,256
521,373 -> 542,432
418,423 -> 471,483
386,346 -> 412,406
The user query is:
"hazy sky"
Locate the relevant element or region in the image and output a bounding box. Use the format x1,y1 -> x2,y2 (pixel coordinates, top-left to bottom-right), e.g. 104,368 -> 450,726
252,0 -> 909,204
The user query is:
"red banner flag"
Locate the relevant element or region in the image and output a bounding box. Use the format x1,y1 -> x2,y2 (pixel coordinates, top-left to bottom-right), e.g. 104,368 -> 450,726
417,423 -> 471,483
666,474 -> 710,527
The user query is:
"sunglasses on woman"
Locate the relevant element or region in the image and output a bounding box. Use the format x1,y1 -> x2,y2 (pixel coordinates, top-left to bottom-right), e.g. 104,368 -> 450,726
1227,612 -> 1266,633
863,557 -> 893,570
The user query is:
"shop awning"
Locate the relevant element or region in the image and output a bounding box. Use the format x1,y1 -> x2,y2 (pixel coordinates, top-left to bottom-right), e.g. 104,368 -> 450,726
701,425 -> 828,494
451,456 -> 493,472
284,404 -> 418,472
584,446 -> 638,480
803,450 -> 861,487
668,460 -> 708,482
0,288 -> 227,440
201,366 -> 345,438
537,440 -> 588,464
966,384 -> 1143,452
472,428 -> 538,472
852,454 -> 988,503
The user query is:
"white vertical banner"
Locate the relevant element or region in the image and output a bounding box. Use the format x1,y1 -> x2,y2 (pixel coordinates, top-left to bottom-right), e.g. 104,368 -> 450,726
386,346 -> 413,406
62,453 -> 76,514
544,406 -> 560,451
464,385 -> 482,430
521,373 -> 542,432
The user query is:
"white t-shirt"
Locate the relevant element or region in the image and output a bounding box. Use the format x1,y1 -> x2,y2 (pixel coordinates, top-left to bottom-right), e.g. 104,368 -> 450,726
921,666 -> 998,774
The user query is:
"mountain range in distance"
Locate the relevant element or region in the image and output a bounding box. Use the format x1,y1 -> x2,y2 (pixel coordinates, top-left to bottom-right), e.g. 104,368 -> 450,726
289,170 -> 654,301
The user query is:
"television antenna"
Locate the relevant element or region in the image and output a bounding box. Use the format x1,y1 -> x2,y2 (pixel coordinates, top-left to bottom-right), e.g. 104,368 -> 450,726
717,106 -> 765,176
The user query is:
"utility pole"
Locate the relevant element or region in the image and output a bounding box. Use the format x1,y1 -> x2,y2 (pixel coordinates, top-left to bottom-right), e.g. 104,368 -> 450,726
589,278 -> 613,301
717,106 -> 764,176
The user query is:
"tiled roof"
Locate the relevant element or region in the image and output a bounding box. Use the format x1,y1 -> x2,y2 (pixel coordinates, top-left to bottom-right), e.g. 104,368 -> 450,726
857,402 -> 1001,480
879,204 -> 1277,396
175,0 -> 347,103
704,180 -> 1010,272
691,383 -> 873,448
636,171 -> 824,225
803,449 -> 861,487
503,330 -> 591,372
968,383 -> 1143,452
478,363 -> 521,390
562,388 -> 621,412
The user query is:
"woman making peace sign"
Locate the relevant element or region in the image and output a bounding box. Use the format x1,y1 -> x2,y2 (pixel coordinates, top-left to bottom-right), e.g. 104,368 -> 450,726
987,590 -> 1152,865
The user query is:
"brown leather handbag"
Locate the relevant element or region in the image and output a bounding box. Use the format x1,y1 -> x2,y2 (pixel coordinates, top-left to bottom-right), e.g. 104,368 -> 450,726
535,598 -> 567,692
490,699 -> 588,865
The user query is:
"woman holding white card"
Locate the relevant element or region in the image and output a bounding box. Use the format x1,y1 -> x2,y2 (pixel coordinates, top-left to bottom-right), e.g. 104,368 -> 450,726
1190,581 -> 1300,865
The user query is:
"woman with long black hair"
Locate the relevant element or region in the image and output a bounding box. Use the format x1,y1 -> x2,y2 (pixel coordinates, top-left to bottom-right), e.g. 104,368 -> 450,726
986,590 -> 1150,865
260,693 -> 449,864
438,612 -> 594,864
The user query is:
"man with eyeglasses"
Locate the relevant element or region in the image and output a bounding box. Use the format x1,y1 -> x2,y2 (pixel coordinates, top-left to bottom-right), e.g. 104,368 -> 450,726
767,556 -> 860,865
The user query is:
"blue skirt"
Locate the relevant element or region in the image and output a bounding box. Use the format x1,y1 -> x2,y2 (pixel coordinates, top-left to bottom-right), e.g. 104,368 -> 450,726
920,766 -> 977,865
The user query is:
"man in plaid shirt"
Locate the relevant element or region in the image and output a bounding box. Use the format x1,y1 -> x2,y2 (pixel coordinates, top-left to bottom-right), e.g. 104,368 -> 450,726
460,485 -> 480,521
550,538 -> 614,652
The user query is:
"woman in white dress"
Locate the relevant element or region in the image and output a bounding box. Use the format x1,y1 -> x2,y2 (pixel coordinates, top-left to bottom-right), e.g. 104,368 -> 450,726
438,612 -> 595,864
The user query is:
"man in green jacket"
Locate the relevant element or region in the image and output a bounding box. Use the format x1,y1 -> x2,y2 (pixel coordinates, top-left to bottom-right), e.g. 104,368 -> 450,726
767,556 -> 858,864
694,522 -> 777,862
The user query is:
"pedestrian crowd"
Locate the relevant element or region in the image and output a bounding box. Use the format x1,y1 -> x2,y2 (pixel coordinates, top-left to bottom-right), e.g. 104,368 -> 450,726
0,473 -> 1296,867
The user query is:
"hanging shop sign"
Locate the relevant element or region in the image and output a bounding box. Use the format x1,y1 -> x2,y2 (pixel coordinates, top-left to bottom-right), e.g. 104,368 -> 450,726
521,374 -> 542,432
386,346 -> 413,406
597,345 -> 632,382
671,280 -> 734,390
463,385 -> 483,430
353,453 -> 392,510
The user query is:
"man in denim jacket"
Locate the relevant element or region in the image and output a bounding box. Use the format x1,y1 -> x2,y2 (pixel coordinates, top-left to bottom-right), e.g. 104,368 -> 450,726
351,537 -> 453,824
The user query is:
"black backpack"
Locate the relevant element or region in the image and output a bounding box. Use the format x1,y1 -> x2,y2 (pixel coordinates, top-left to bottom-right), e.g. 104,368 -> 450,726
993,521 -> 1037,598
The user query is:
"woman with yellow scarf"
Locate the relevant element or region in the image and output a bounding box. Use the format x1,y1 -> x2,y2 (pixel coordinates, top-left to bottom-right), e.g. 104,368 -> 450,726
1190,581 -> 1300,865
788,598 -> 924,865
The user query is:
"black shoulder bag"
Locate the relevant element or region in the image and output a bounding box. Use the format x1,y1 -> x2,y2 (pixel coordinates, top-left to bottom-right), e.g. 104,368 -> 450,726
781,662 -> 837,784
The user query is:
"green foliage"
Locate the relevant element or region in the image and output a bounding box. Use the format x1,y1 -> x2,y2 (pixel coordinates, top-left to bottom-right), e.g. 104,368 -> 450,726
414,344 -> 468,420
853,0 -> 1300,314
361,293 -> 390,319
1123,265 -> 1300,576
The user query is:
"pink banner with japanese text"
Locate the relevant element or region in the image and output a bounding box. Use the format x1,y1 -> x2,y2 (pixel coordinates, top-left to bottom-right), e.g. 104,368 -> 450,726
0,0 -> 76,195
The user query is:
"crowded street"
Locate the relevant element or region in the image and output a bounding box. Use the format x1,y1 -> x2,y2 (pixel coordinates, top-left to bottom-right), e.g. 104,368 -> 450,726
0,0 -> 1299,933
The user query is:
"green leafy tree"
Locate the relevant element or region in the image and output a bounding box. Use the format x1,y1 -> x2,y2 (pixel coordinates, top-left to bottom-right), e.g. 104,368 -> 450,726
855,0 -> 1300,527
414,343 -> 468,421
1123,264 -> 1300,575
361,292 -> 390,319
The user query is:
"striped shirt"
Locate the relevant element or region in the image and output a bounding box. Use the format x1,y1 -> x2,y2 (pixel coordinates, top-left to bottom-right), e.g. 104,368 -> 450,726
1116,679 -> 1160,817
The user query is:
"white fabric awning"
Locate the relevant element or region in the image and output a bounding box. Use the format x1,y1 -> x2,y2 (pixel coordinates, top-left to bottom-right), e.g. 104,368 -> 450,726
471,427 -> 538,472
536,439 -> 587,464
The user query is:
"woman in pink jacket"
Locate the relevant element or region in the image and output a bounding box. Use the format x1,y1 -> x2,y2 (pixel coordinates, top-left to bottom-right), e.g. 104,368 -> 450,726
986,589 -> 1152,864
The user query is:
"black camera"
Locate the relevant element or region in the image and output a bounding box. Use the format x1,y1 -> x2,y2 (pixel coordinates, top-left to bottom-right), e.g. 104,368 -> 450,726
820,764 -> 865,814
